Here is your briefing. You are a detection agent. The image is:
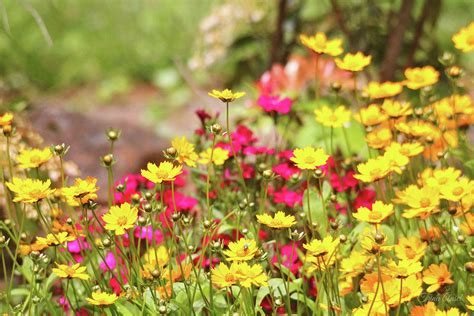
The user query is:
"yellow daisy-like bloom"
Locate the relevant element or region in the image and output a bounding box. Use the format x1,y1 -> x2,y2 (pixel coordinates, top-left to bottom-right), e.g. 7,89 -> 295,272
103,202 -> 138,235
304,236 -> 339,257
6,177 -> 55,203
143,246 -> 169,267
360,232 -> 393,255
223,238 -> 258,262
256,211 -> 296,229
354,104 -> 387,126
354,200 -> 394,224
404,66 -> 439,90
385,275 -> 422,306
0,112 -> 14,126
419,167 -> 462,187
290,147 -> 329,170
386,142 -> 423,158
86,291 -> 118,306
381,99 -> 412,118
385,259 -> 423,279
52,263 -> 90,280
383,146 -> 410,174
198,147 -> 230,166
394,237 -> 427,261
171,136 -> 198,167
467,295 -> 474,311
299,32 -> 343,56
211,262 -> 239,288
16,148 -> 53,169
36,232 -> 76,247
208,89 -> 245,103
440,177 -> 472,202
410,302 -> 437,316
141,161 -> 182,184
335,52 -> 371,72
434,308 -> 468,316
314,105 -> 351,128
340,251 -> 369,277
354,156 -> 391,183
422,263 -> 454,293
394,185 -> 440,219
452,22 -> 474,52
366,127 -> 392,149
61,177 -> 99,206
233,262 -> 268,288
364,81 -> 403,99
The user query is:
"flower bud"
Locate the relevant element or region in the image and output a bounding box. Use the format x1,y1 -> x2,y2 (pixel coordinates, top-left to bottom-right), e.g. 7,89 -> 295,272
431,243 -> 441,255
203,219 -> 212,230
331,81 -> 342,93
241,228 -> 248,235
330,221 -> 339,231
313,169 -> 323,178
116,184 -> 125,192
158,305 -> 167,315
102,238 -> 111,248
66,218 -> 73,225
438,52 -> 454,66
151,269 -> 160,278
131,194 -> 141,204
32,296 -> 41,304
106,128 -> 121,142
164,147 -> 178,159
211,240 -> 222,252
2,125 -> 12,137
171,212 -> 181,222
144,192 -> 154,201
102,154 -> 114,166
262,169 -> 274,180
210,123 -> 222,135
54,144 -> 67,156
465,262 -> 474,273
339,234 -> 347,243
374,232 -> 385,244
143,203 -> 153,213
446,66 -> 462,79
138,217 -> 147,226
457,235 -> 465,244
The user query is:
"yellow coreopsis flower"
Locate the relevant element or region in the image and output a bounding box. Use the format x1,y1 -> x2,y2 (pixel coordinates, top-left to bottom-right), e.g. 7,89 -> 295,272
354,104 -> 387,126
354,156 -> 391,182
467,295 -> 474,311
290,147 -> 329,170
6,177 -> 55,203
198,147 -> 230,166
0,112 -> 14,126
394,237 -> 427,261
141,161 -> 182,184
440,177 -> 472,202
171,136 -> 198,167
208,89 -> 245,103
234,262 -> 268,288
381,99 -> 412,118
340,251 -> 369,277
335,52 -> 371,72
103,202 -> 138,235
52,263 -> 90,280
385,275 -> 422,306
383,146 -> 410,174
223,238 -> 258,262
16,148 -> 53,169
419,167 -> 462,187
394,185 -> 440,219
404,66 -> 439,90
211,263 -> 239,288
452,22 -> 474,52
386,142 -> 423,158
314,105 -> 351,128
86,291 -> 118,306
364,81 -> 403,99
410,302 -> 437,316
299,32 -> 343,56
36,232 -> 76,247
304,236 -> 339,257
354,200 -> 394,224
366,127 -> 392,149
385,259 -> 423,279
422,263 -> 454,293
434,308 -> 468,316
143,246 -> 169,267
61,177 -> 99,206
256,211 -> 296,229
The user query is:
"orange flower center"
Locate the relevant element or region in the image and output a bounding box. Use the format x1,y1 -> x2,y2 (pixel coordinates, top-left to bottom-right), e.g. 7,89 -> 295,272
155,170 -> 169,180
303,156 -> 316,165
65,267 -> 77,277
369,212 -> 382,221
419,198 -> 431,208
452,187 -> 464,196
117,216 -> 129,226
225,273 -> 235,283
369,168 -> 381,178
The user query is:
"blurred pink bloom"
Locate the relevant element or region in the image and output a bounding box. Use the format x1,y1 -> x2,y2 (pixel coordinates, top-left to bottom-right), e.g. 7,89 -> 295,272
134,225 -> 164,244
353,189 -> 376,210
273,162 -> 300,180
257,95 -> 292,114
273,186 -> 303,208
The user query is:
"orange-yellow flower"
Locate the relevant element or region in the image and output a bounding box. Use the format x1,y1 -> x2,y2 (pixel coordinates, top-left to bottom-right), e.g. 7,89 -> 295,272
16,148 -> 53,169
61,177 -> 99,206
354,156 -> 391,182
366,127 -> 392,149
386,142 -> 423,158
394,237 -> 427,261
303,236 -> 339,257
354,104 -> 387,126
0,112 -> 14,126
364,81 -> 403,99
404,66 -> 439,90
299,32 -> 343,56
385,275 -> 422,306
354,200 -> 394,224
385,259 -> 423,279
335,52 -> 371,72
394,185 -> 440,219
223,238 -> 258,262
381,99 -> 412,118
256,211 -> 296,229
198,147 -> 230,166
141,161 -> 182,183
290,147 -> 329,170
86,291 -> 118,306
36,232 -> 76,247
6,177 -> 55,203
103,202 -> 138,235
410,302 -> 437,316
314,105 -> 351,128
208,89 -> 245,103
422,263 -> 454,293
171,136 -> 198,167
52,263 -> 90,280
452,22 -> 474,52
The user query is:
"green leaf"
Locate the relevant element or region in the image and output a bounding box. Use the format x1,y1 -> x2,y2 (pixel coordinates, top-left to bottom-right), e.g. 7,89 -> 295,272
255,285 -> 270,307
303,188 -> 328,234
290,293 -> 316,312
115,301 -> 140,316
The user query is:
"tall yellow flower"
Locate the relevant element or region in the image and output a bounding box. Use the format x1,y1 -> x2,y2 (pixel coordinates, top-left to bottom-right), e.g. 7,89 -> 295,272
366,127 -> 392,149
381,99 -> 412,118
103,202 -> 138,235
386,142 -> 423,158
171,136 -> 198,167
335,52 -> 371,72
223,238 -> 258,262
314,105 -> 351,128
208,89 -> 245,103
0,112 -> 14,126
61,177 -> 99,206
354,156 -> 391,182
452,22 -> 474,52
86,291 -> 118,306
16,148 -> 53,169
385,259 -> 423,279
394,237 -> 427,261
290,147 -> 329,170
198,147 -> 230,166
36,232 -> 76,247
440,177 -> 472,202
211,263 -> 239,288
141,161 -> 182,183
422,263 -> 454,293
383,146 -> 410,174
394,185 -> 440,219
299,32 -> 343,56
364,81 -> 403,99
256,211 -> 296,229
354,200 -> 394,224
385,275 -> 422,306
304,236 -> 339,257
52,263 -> 90,280
404,66 -> 439,90
467,295 -> 474,311
354,104 -> 387,126
6,177 -> 55,203
234,262 -> 268,288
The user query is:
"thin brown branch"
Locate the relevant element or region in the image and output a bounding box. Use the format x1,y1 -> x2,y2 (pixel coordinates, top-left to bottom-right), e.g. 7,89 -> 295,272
270,0 -> 288,65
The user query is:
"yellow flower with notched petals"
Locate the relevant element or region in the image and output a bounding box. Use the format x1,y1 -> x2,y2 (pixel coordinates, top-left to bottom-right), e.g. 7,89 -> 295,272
256,211 -> 296,229
103,202 -> 138,235
211,262 -> 239,288
16,148 -> 53,169
52,263 -> 90,280
354,156 -> 391,183
385,259 -> 423,279
233,262 -> 268,288
141,161 -> 182,184
381,99 -> 412,118
208,89 -> 245,103
394,237 -> 427,261
61,177 -> 99,206
340,251 -> 369,277
6,177 -> 55,203
0,112 -> 14,126
171,136 -> 198,167
36,232 -> 76,247
383,146 -> 410,174
394,185 -> 440,219
290,147 -> 329,170
386,142 -> 423,158
385,275 -> 422,306
404,66 -> 439,90
440,177 -> 472,202
354,104 -> 387,126
86,291 -> 118,306
364,81 -> 403,99
304,236 -> 339,257
223,238 -> 258,262
314,105 -> 351,128
422,263 -> 454,293
198,147 -> 229,166
335,52 -> 371,72
452,22 -> 474,52
354,200 -> 394,224
467,295 -> 474,311
300,32 -> 343,56
366,127 -> 392,149
410,302 -> 437,316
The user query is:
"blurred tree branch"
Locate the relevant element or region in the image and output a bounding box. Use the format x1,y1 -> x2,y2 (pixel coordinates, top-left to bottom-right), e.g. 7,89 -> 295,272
270,0 -> 288,65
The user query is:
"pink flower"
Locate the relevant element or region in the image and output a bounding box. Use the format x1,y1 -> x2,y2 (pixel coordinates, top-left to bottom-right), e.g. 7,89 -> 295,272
273,187 -> 303,208
257,95 -> 292,114
273,162 -> 300,180
271,243 -> 301,275
231,125 -> 257,147
114,174 -> 153,204
330,170 -> 358,192
353,189 -> 376,210
163,190 -> 198,212
100,252 -> 117,272
243,146 -> 275,156
134,226 -> 164,244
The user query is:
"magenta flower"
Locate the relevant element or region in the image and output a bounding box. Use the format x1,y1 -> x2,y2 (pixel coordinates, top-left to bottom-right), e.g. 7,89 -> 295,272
273,162 -> 300,180
134,225 -> 164,244
257,95 -> 292,114
273,186 -> 303,208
